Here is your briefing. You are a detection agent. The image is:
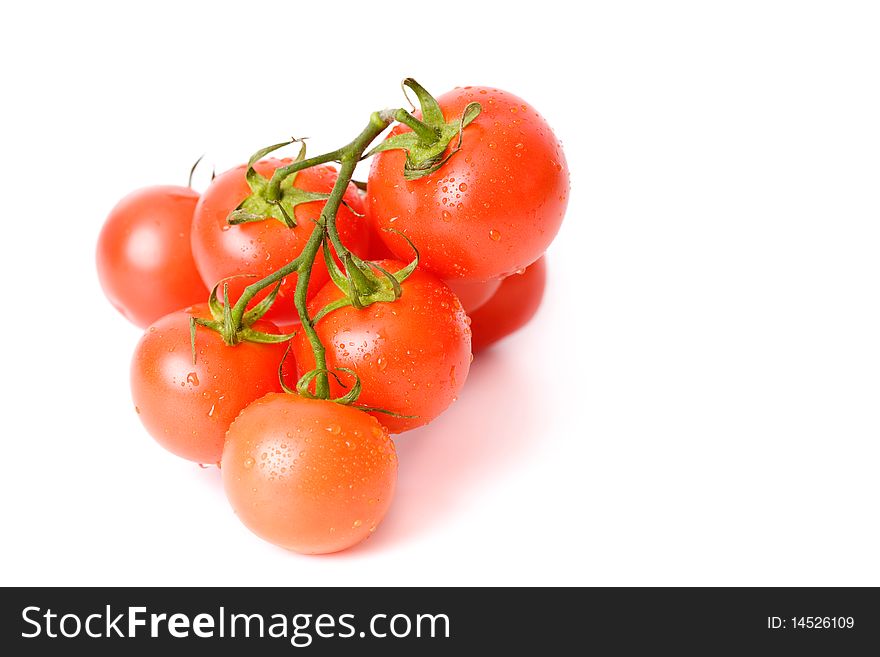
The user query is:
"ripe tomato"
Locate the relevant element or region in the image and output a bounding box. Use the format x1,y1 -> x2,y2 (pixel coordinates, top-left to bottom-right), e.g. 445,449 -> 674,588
191,159 -> 368,324
222,393 -> 397,554
362,225 -> 398,261
366,86 -> 568,281
130,304 -> 287,464
470,256 -> 547,352
97,186 -> 208,328
445,277 -> 501,313
292,261 -> 472,433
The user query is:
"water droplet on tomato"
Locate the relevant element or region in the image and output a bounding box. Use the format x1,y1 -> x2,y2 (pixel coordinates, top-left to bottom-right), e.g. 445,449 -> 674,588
488,142 -> 497,149
489,229 -> 502,241
326,424 -> 341,435
352,519 -> 362,528
377,357 -> 387,371
186,372 -> 200,386
459,183 -> 468,191
243,457 -> 254,469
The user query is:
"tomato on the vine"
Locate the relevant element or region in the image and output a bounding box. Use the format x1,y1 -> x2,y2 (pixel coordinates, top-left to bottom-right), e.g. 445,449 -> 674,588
292,260 -> 472,433
470,256 -> 547,352
222,393 -> 397,554
130,304 -> 288,464
366,86 -> 568,281
97,186 -> 208,328
191,159 -> 368,325
445,277 -> 501,313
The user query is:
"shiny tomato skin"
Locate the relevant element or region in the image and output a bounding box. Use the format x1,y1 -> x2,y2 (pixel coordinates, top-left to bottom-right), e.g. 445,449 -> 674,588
292,261 -> 472,433
222,393 -> 397,554
366,86 -> 568,281
470,256 -> 547,352
130,304 -> 287,464
97,185 -> 207,328
445,277 -> 501,314
191,159 -> 368,324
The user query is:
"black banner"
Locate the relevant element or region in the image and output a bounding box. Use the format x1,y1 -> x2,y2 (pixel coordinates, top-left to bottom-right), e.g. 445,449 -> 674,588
1,587 -> 877,654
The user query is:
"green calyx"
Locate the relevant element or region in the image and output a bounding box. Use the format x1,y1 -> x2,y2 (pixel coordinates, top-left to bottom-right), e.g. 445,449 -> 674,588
367,78 -> 482,180
227,139 -> 330,229
279,351 -> 417,420
190,277 -> 294,360
313,229 -> 419,322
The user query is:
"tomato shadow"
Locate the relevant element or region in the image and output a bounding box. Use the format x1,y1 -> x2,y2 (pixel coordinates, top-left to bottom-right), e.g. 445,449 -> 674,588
346,345 -> 540,555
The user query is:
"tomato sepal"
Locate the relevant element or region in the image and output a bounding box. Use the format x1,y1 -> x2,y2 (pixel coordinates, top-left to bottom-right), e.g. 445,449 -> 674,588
187,277 -> 294,360
291,366 -> 416,419
316,230 -> 418,319
227,139 -> 331,229
351,405 -> 418,420
295,367 -> 361,405
365,79 -> 482,181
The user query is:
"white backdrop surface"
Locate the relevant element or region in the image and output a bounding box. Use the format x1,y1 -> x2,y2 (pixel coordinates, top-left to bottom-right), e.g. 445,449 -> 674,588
1,1 -> 878,586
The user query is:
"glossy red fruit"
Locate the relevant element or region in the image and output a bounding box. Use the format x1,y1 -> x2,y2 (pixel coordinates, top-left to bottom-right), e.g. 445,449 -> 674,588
292,261 -> 472,433
97,186 -> 207,328
130,304 -> 287,464
222,393 -> 397,554
367,86 -> 568,281
445,277 -> 501,314
470,256 -> 547,352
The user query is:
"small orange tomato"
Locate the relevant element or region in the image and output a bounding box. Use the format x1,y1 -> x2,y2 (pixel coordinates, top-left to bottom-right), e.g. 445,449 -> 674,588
221,393 -> 398,554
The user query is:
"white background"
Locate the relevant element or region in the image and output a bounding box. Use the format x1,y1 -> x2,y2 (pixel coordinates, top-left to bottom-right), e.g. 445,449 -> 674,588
1,1 -> 878,586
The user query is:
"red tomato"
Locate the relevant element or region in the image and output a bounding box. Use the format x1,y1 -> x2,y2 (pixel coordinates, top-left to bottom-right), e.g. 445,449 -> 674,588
130,304 -> 287,464
222,393 -> 397,554
292,261 -> 472,433
470,256 -> 547,352
362,226 -> 398,261
97,186 -> 208,328
191,159 -> 368,324
445,277 -> 501,313
366,86 -> 568,281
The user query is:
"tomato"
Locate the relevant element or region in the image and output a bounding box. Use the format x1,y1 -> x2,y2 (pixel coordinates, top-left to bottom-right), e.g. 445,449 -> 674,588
445,277 -> 501,313
96,186 -> 208,328
191,159 -> 368,324
362,225 -> 398,261
130,304 -> 287,464
222,393 -> 397,554
292,260 -> 471,433
366,86 -> 568,281
470,256 -> 547,352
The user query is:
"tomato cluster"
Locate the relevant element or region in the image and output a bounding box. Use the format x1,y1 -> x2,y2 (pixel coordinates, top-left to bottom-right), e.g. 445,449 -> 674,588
96,81 -> 567,554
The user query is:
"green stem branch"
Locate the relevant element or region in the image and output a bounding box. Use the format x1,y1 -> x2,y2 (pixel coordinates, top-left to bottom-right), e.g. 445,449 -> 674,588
230,110 -> 397,398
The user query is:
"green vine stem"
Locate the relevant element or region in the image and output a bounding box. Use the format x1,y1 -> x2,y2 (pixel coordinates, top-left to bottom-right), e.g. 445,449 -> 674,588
227,111 -> 397,398
221,81 -> 480,402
